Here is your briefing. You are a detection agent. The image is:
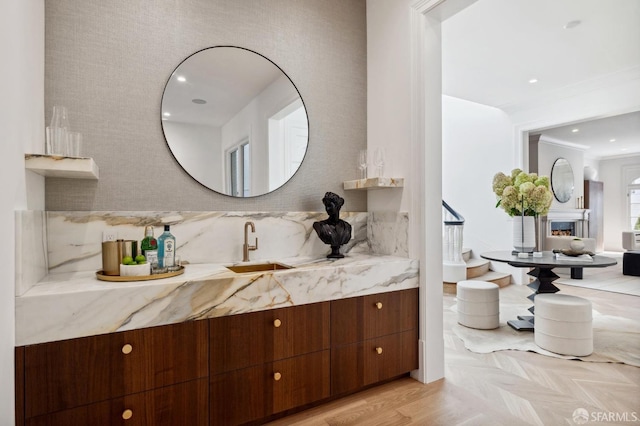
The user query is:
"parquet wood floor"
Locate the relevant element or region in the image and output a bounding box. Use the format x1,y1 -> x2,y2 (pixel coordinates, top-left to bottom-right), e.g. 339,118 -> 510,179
267,284 -> 640,425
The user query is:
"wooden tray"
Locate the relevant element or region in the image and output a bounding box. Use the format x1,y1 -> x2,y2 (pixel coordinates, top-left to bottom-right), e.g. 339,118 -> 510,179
96,266 -> 185,282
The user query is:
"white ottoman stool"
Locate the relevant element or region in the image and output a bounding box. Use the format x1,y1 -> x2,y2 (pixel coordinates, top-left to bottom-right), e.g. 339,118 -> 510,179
534,294 -> 593,356
457,280 -> 499,330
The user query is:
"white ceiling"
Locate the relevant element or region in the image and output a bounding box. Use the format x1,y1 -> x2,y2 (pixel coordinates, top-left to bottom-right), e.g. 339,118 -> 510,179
162,47 -> 283,127
442,0 -> 640,159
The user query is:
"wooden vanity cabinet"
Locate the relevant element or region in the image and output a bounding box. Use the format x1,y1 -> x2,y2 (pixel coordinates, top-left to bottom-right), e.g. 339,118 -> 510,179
330,288 -> 419,396
16,288 -> 419,426
209,302 -> 331,425
19,320 -> 208,424
25,379 -> 208,426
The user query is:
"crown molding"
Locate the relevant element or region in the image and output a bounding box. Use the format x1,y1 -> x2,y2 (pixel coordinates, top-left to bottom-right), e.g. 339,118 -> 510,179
537,134 -> 589,151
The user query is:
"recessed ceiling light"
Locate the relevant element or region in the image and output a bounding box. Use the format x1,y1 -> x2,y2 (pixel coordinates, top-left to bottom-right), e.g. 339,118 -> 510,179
564,20 -> 582,30
609,138 -> 616,142
192,99 -> 207,104
177,76 -> 186,82
529,78 -> 538,84
572,128 -> 579,133
163,112 -> 171,117
621,147 -> 628,151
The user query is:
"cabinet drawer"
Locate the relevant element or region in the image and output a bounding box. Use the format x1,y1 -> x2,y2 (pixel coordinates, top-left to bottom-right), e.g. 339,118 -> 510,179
24,321 -> 208,418
331,329 -> 418,396
210,301 -> 330,374
331,288 -> 418,346
25,378 -> 208,426
210,350 -> 330,425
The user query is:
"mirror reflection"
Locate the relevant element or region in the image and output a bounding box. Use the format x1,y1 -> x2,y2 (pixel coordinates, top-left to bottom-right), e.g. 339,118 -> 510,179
161,46 -> 309,197
551,157 -> 574,203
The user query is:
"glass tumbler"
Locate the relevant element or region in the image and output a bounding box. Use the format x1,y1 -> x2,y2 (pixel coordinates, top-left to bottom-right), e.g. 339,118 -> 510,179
66,132 -> 82,157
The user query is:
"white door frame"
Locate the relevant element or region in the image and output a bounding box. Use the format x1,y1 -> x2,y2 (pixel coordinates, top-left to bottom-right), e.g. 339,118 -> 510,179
408,0 -> 478,383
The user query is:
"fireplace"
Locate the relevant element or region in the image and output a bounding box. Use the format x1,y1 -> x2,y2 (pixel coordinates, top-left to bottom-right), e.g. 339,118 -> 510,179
550,221 -> 576,236
540,209 -> 590,251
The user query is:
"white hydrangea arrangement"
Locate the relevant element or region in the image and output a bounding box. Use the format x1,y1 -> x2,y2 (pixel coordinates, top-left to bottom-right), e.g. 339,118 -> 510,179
492,168 -> 553,217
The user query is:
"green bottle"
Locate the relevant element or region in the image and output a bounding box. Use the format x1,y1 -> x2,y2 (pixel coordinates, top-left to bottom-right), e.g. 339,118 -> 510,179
141,226 -> 158,265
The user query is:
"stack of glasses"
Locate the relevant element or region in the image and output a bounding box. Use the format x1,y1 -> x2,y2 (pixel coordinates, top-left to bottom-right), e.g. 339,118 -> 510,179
45,105 -> 82,157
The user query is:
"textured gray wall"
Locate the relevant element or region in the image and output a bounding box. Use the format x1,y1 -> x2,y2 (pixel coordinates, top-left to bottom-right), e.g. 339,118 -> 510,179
44,0 -> 367,212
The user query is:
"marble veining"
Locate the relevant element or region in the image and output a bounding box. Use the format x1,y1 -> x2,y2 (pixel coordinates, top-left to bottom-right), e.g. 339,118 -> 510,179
15,210 -> 413,346
368,211 -> 409,256
45,211 -> 369,274
16,254 -> 418,345
15,211 -> 48,296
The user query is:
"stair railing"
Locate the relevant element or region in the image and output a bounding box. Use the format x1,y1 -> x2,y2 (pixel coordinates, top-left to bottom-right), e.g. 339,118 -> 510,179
442,200 -> 465,263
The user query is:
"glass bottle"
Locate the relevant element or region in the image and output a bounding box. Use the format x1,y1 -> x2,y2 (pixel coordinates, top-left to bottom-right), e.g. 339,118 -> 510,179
157,225 -> 176,268
140,226 -> 158,265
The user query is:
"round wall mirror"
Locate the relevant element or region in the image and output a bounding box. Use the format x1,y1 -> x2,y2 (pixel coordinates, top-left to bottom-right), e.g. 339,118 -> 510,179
551,157 -> 574,203
161,46 -> 309,197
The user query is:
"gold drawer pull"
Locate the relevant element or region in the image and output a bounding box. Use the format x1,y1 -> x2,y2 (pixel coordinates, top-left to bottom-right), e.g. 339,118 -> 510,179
122,409 -> 133,420
274,372 -> 282,381
273,319 -> 282,328
375,302 -> 383,310
122,344 -> 133,355
375,347 -> 383,355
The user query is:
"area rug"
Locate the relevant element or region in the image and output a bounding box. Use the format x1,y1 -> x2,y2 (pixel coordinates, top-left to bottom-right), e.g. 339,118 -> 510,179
450,285 -> 640,367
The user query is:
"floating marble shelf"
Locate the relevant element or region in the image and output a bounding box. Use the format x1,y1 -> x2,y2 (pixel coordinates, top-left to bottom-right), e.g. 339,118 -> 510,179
25,154 -> 99,180
343,177 -> 404,190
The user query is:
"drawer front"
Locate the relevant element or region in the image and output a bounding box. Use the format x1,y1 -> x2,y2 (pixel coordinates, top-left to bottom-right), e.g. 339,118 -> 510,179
331,288 -> 418,346
211,350 -> 330,425
24,321 -> 208,418
25,378 -> 208,426
210,301 -> 330,374
331,330 -> 418,396
364,289 -> 418,340
364,331 -> 417,386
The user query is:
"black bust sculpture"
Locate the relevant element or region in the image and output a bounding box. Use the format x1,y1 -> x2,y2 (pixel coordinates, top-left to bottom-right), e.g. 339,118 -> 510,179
313,192 -> 352,258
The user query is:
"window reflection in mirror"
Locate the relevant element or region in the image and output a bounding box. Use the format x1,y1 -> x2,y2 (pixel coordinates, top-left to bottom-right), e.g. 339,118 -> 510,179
161,46 -> 308,197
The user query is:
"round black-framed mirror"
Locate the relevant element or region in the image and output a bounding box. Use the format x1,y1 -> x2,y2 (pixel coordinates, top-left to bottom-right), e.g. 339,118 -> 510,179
551,157 -> 574,203
161,46 -> 309,197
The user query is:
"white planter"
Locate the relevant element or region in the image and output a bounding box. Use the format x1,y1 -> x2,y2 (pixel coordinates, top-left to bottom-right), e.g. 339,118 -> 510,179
513,216 -> 536,253
570,239 -> 585,251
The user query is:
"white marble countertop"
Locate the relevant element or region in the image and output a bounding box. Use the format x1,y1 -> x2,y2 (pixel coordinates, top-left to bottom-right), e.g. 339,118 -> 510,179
16,253 -> 419,346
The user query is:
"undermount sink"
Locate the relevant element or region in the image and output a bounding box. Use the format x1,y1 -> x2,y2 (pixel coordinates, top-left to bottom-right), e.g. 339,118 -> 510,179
225,262 -> 293,274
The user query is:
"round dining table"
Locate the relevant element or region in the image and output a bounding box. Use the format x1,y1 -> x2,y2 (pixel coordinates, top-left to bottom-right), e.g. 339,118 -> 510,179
480,250 -> 617,331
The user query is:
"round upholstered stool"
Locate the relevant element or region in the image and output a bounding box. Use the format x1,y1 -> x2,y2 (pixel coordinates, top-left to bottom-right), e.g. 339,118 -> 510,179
534,294 -> 593,356
457,280 -> 499,329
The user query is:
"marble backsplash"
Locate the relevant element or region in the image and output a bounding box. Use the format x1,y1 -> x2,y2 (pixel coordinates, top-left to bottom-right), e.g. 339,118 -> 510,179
15,210 -> 409,296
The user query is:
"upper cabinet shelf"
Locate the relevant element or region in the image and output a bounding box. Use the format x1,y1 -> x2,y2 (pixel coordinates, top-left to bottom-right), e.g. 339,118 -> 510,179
343,177 -> 404,191
25,154 -> 99,180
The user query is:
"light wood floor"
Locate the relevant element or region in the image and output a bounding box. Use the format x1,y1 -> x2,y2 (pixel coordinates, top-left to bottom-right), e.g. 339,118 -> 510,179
267,284 -> 640,425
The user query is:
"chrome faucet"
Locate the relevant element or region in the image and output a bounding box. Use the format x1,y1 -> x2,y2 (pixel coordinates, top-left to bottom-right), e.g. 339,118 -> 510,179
243,221 -> 258,262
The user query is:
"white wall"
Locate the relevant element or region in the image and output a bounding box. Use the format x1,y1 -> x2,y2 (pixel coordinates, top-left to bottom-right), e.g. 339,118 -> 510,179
366,0 -> 412,214
163,121 -> 223,190
222,75 -> 300,196
442,96 -> 514,256
600,155 -> 640,250
1,0 -> 45,423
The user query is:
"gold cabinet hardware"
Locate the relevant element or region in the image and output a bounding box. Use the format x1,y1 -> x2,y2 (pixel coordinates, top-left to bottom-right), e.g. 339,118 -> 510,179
122,344 -> 133,354
375,302 -> 383,310
273,319 -> 282,328
375,347 -> 383,355
122,409 -> 133,420
274,372 -> 282,381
